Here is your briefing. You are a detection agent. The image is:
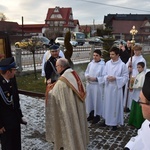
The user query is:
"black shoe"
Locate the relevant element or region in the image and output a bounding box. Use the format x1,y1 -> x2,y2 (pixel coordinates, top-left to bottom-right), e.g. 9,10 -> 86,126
87,110 -> 94,121
124,147 -> 130,150
20,118 -> 27,125
92,115 -> 100,124
87,116 -> 93,121
99,121 -> 106,127
112,126 -> 117,131
124,107 -> 130,113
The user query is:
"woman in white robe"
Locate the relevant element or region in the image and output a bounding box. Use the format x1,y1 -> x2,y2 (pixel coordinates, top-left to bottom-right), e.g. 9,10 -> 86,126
85,50 -> 105,124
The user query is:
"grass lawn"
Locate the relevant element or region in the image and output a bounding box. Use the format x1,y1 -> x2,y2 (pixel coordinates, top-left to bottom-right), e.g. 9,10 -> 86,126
16,72 -> 46,93
143,54 -> 150,68
16,63 -> 88,93
16,54 -> 150,93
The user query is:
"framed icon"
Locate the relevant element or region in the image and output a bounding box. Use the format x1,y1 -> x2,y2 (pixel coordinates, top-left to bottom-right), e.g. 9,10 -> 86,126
0,32 -> 12,60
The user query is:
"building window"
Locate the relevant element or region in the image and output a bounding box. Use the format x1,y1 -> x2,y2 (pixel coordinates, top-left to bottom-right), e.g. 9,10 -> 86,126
51,14 -> 62,19
54,21 -> 59,26
54,27 -> 58,31
145,29 -> 150,32
54,7 -> 59,12
49,21 -> 54,26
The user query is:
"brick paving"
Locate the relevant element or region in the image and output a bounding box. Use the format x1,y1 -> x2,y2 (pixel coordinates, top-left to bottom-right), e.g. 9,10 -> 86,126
87,113 -> 138,150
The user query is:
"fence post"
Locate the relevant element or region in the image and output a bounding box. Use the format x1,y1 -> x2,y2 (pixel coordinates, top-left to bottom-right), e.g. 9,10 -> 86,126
90,45 -> 95,61
15,48 -> 23,73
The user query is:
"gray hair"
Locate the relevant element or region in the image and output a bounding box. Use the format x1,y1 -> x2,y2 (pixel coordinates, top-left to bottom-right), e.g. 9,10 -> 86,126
57,58 -> 70,68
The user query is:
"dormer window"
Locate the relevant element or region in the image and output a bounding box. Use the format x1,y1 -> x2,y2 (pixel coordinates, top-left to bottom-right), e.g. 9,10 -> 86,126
54,6 -> 59,12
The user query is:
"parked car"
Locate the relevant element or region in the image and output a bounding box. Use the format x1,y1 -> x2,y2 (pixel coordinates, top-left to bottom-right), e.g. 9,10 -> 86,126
55,37 -> 78,47
113,40 -> 126,46
55,37 -> 64,46
15,38 -> 42,49
88,37 -> 104,46
31,36 -> 50,48
112,40 -> 127,48
70,40 -> 78,47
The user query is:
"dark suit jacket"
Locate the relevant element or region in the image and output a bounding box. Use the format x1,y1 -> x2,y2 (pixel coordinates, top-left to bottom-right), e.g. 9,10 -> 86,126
0,75 -> 23,130
120,46 -> 132,64
44,56 -> 60,83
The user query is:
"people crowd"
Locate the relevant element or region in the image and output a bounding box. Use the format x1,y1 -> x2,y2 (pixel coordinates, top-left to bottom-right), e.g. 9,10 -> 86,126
43,41 -> 148,149
0,40 -> 149,150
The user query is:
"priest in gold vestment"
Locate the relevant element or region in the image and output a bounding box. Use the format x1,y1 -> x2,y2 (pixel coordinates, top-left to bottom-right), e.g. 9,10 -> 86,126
45,58 -> 89,150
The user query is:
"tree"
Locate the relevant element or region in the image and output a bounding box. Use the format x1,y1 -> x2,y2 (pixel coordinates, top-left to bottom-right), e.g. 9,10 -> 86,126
0,13 -> 6,21
27,39 -> 41,79
96,28 -> 115,62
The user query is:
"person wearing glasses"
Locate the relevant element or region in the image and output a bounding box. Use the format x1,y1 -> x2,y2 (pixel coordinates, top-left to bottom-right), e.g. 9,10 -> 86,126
124,71 -> 150,150
0,57 -> 27,150
41,44 -> 64,77
128,62 -> 145,129
44,44 -> 62,85
45,58 -> 89,150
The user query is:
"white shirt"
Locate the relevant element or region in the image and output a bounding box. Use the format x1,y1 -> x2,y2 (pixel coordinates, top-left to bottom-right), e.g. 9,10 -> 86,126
41,50 -> 65,76
125,120 -> 150,150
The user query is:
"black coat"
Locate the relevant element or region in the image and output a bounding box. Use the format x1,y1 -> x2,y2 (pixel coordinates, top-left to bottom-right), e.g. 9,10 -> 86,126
0,75 -> 23,149
44,56 -> 60,83
0,75 -> 23,130
119,46 -> 132,64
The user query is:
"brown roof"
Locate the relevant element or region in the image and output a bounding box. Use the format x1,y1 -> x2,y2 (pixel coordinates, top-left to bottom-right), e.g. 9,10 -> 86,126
0,21 -> 20,32
80,25 -> 91,32
46,7 -> 72,21
112,20 -> 145,34
19,24 -> 44,28
19,24 -> 44,33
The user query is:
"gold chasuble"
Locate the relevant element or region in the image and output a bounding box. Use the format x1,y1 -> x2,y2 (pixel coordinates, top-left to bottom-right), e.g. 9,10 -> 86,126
45,68 -> 89,150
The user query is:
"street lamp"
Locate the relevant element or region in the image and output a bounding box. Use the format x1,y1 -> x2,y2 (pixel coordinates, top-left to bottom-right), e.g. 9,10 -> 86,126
125,26 -> 138,112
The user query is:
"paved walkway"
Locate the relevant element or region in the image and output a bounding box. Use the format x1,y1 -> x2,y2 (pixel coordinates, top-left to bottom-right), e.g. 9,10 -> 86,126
21,95 -> 138,150
87,113 -> 137,150
0,94 -> 138,150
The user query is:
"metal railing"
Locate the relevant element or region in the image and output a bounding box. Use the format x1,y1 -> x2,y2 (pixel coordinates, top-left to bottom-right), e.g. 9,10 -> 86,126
13,45 -> 102,73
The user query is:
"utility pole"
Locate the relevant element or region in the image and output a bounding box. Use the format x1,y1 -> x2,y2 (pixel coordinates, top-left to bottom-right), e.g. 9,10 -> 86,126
22,16 -> 24,38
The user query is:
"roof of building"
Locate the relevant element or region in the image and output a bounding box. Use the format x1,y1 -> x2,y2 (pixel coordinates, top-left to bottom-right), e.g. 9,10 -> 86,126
112,20 -> 150,35
104,14 -> 150,26
80,25 -> 91,32
45,6 -> 75,27
0,21 -> 20,32
19,24 -> 45,33
46,7 -> 72,20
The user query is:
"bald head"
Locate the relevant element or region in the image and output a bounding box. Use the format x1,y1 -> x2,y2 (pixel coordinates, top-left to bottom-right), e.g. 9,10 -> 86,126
56,58 -> 70,73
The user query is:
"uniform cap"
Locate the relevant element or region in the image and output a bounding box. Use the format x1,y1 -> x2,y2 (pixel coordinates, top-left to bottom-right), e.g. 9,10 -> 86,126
49,44 -> 59,51
0,57 -> 17,71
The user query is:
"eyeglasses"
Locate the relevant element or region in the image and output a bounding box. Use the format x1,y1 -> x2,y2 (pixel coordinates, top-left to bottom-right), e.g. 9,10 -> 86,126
56,65 -> 60,68
137,98 -> 150,105
51,50 -> 58,53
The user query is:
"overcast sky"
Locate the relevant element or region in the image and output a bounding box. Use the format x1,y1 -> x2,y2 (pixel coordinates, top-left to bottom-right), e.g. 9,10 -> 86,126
1,0 -> 150,25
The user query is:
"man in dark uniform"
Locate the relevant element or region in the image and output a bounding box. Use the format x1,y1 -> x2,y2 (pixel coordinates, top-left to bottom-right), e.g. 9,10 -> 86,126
0,57 -> 26,150
44,44 -> 61,85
